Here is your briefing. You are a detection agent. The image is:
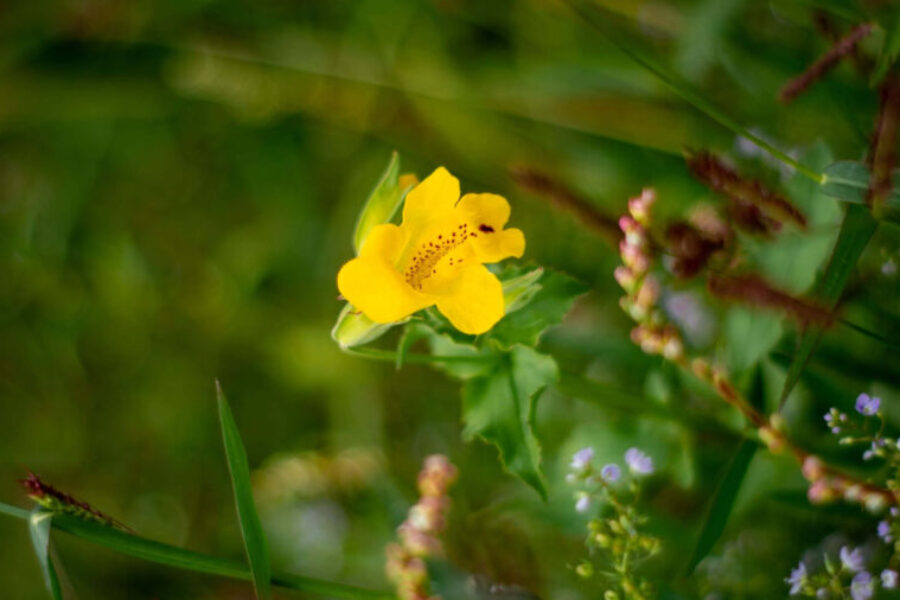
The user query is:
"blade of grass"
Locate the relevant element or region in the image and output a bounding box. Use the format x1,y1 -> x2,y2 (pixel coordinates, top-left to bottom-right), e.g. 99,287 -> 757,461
686,438 -> 758,573
216,381 -> 271,600
563,0 -> 825,184
779,204 -> 879,406
0,502 -> 394,600
685,367 -> 763,573
28,510 -> 63,600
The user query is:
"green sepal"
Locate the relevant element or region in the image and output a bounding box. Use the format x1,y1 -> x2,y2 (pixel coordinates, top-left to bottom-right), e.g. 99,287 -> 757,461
331,303 -> 404,350
352,151 -> 417,254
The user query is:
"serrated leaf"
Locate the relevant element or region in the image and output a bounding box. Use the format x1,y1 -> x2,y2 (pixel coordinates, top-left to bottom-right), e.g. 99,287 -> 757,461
489,269 -> 588,347
425,326 -> 500,379
462,346 -> 557,499
352,152 -> 416,254
779,204 -> 879,406
29,509 -> 63,600
821,161 -> 900,209
217,382 -> 272,600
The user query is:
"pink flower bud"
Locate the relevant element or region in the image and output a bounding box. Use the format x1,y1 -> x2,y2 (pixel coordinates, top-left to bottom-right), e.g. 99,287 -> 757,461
614,266 -> 636,292
802,456 -> 824,482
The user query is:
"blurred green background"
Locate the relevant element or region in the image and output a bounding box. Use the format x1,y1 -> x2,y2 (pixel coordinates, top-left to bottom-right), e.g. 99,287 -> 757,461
1,0 -> 899,598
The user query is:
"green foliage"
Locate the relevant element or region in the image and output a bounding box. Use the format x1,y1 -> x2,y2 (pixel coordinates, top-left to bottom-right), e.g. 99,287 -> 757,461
1,502 -> 393,600
217,383 -> 272,600
489,268 -> 588,348
28,510 -> 62,600
821,161 -> 900,210
462,346 -> 557,500
748,143 -> 841,295
685,439 -> 758,575
779,204 -> 879,406
352,152 -> 414,255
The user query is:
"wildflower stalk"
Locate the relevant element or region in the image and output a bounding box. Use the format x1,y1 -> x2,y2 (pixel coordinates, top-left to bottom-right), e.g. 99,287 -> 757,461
615,189 -> 897,511
779,22 -> 875,103
867,75 -> 900,216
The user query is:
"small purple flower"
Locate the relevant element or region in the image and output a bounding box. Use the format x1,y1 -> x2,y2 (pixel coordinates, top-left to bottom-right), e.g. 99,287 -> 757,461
855,394 -> 881,416
575,493 -> 590,513
850,571 -> 873,600
878,520 -> 893,543
600,463 -> 621,483
892,506 -> 899,518
570,447 -> 594,471
785,561 -> 807,595
883,569 -> 899,589
624,448 -> 654,475
816,589 -> 829,600
840,546 -> 866,573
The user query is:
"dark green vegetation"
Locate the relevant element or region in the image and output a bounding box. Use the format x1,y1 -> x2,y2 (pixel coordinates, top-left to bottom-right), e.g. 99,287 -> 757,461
1,1 -> 899,598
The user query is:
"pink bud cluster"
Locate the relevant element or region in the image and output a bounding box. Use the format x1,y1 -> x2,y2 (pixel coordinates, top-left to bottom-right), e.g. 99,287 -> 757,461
616,189 -> 684,362
386,455 -> 459,600
802,456 -> 893,513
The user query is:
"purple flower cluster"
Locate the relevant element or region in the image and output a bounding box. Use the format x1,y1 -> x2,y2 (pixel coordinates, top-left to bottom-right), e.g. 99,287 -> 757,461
855,393 -> 881,416
625,447 -> 654,475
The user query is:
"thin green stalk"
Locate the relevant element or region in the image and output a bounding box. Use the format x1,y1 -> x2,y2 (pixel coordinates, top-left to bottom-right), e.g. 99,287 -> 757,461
345,346 -> 490,364
0,502 -> 394,600
564,0 -> 826,184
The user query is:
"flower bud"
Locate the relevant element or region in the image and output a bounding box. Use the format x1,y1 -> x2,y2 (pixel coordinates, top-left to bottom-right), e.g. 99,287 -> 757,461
331,303 -> 397,349
575,561 -> 594,578
802,456 -> 825,482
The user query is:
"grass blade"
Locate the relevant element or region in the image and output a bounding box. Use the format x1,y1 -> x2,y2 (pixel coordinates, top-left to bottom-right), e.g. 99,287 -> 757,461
778,204 -> 878,406
685,439 -> 758,574
216,381 -> 272,600
28,510 -> 63,600
0,502 -> 393,599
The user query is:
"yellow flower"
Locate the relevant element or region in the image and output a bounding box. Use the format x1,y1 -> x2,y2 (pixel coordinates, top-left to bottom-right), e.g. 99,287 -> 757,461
337,167 -> 525,335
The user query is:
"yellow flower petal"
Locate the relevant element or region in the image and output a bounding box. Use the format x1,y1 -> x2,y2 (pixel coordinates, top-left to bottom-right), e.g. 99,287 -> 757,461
337,256 -> 433,323
359,223 -> 406,260
457,193 -> 511,228
339,223 -> 430,323
402,167 -> 460,228
434,264 -> 505,335
472,227 -> 525,263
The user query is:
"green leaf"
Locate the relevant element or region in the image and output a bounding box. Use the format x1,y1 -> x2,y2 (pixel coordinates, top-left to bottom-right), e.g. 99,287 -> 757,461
489,269 -> 588,348
779,204 -> 879,406
748,143 -> 840,295
0,503 -> 392,600
352,151 -> 415,254
719,307 -> 783,375
29,510 -> 63,600
216,382 -> 272,600
462,346 -> 558,499
685,438 -> 758,574
821,161 -> 900,209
